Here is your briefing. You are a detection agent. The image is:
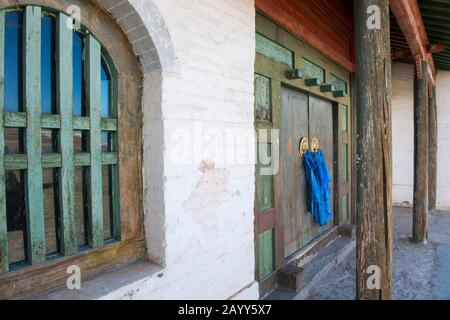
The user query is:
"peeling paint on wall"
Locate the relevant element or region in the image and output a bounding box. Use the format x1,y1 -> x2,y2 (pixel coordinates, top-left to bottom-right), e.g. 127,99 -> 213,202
183,160 -> 230,234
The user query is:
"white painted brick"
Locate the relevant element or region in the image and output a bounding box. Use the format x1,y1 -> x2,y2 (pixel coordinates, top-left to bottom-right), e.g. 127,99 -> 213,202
392,62 -> 450,210
436,70 -> 450,209
392,62 -> 415,206
140,0 -> 257,299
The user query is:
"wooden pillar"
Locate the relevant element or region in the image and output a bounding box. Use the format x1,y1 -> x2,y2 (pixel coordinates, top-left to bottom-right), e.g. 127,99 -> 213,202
413,59 -> 429,243
354,0 -> 393,300
428,84 -> 437,210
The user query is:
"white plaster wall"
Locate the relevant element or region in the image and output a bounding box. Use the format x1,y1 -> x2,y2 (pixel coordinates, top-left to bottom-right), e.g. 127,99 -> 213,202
124,0 -> 258,299
392,62 -> 415,206
392,62 -> 450,210
436,70 -> 450,209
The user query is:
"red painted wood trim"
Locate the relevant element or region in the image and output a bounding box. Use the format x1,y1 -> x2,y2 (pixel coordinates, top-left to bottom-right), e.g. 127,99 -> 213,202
427,43 -> 446,54
390,0 -> 436,84
392,44 -> 445,60
410,0 -> 437,82
410,0 -> 429,48
259,208 -> 275,232
255,0 -> 355,72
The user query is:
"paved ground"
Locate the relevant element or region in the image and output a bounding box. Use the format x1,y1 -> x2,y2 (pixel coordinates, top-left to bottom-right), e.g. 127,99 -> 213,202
306,207 -> 450,300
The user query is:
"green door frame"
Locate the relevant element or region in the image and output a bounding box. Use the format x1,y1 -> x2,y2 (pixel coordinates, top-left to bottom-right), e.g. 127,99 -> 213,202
254,12 -> 352,297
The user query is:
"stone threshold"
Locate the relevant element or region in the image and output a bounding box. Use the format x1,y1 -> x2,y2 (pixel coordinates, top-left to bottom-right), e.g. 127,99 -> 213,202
265,233 -> 355,300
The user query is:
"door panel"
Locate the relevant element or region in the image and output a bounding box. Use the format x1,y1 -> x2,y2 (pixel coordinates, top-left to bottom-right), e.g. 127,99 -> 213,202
307,95 -> 335,238
280,88 -> 335,258
280,87 -> 309,258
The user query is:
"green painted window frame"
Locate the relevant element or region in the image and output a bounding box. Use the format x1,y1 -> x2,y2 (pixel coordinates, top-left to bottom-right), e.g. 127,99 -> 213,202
254,73 -> 273,122
256,142 -> 274,212
342,105 -> 348,132
256,32 -> 295,68
341,104 -> 350,223
342,144 -> 348,183
302,58 -> 325,83
331,74 -> 348,95
0,6 -> 120,273
258,228 -> 275,280
341,194 -> 349,222
341,105 -> 349,183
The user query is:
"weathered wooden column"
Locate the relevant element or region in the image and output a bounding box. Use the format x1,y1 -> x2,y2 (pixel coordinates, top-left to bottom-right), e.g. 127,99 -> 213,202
413,59 -> 429,243
428,84 -> 437,210
354,0 -> 393,300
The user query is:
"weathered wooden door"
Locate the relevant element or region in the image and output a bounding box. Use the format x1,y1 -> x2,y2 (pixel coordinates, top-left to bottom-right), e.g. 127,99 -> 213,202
280,87 -> 334,258
254,12 -> 352,297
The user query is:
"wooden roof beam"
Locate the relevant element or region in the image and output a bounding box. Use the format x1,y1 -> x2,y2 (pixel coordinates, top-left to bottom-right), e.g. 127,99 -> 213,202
391,43 -> 445,60
390,0 -> 436,84
391,48 -> 412,60
427,43 -> 446,54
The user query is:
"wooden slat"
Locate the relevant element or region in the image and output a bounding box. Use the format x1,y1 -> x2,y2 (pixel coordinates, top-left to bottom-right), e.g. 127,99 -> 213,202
42,154 -> 62,168
101,118 -> 118,131
74,153 -> 91,167
73,117 -> 90,130
24,6 -> 46,265
5,154 -> 116,170
5,155 -> 28,171
74,117 -> 116,131
41,114 -> 60,129
4,114 -> 117,132
57,13 -> 77,255
4,153 -> 120,170
0,11 -> 9,272
4,154 -> 75,170
86,35 -> 103,248
75,153 -> 118,167
5,114 -> 117,132
4,112 -> 27,127
102,152 -> 119,165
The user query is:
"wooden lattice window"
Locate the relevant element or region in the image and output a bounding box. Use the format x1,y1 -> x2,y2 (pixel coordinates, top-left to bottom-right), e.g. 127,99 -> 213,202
0,6 -> 121,273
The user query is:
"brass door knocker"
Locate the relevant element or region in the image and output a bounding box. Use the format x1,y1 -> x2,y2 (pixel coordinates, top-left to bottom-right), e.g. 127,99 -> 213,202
311,137 -> 320,153
299,137 -> 309,158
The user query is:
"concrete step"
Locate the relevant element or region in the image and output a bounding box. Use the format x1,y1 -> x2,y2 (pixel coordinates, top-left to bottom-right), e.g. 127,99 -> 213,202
265,235 -> 355,300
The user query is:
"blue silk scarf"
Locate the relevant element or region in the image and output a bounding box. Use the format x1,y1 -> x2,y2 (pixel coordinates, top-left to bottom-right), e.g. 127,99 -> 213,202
303,150 -> 332,226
